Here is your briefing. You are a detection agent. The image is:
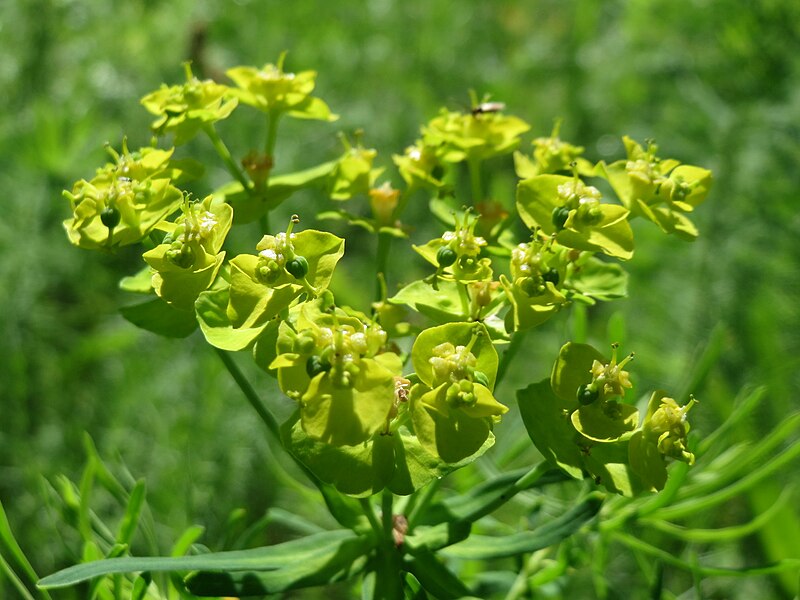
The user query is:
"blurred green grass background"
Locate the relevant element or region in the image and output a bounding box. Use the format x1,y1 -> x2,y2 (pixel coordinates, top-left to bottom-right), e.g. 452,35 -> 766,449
2,0 -> 799,598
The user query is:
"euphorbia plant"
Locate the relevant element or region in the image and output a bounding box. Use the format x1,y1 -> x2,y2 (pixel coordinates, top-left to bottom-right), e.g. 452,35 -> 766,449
41,55 -> 724,599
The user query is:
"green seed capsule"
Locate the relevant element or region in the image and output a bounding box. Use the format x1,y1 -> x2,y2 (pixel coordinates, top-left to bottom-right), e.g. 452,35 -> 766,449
285,255 -> 309,279
436,246 -> 457,268
306,355 -> 329,378
577,384 -> 599,405
552,206 -> 571,230
542,269 -> 560,286
519,276 -> 542,297
294,333 -> 317,355
473,370 -> 490,388
166,244 -> 195,269
100,206 -> 121,229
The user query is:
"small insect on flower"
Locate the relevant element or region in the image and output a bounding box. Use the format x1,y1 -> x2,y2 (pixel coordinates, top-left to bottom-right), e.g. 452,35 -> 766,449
471,101 -> 506,116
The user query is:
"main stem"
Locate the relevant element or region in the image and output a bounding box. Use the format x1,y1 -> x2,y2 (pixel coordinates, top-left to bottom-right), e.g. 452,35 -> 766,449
468,157 -> 483,204
375,231 -> 392,304
373,490 -> 403,600
260,110 -> 281,234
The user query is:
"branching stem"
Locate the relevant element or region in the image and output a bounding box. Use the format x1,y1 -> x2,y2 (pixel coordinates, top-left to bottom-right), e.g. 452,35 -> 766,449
203,123 -> 251,193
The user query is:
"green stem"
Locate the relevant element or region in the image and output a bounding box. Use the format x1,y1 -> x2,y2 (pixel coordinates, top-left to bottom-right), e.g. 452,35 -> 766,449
381,489 -> 394,536
458,283 -> 471,317
373,547 -> 403,600
359,498 -> 382,537
374,490 -> 403,600
591,536 -> 609,600
406,477 -> 441,527
495,329 -> 526,389
203,123 -> 251,192
375,231 -> 392,304
214,348 -> 338,498
258,110 -> 281,235
390,184 -> 415,223
463,461 -> 550,523
215,350 -> 360,522
215,348 -> 280,440
264,109 -> 281,160
259,211 -> 271,236
468,157 -> 483,203
504,549 -> 549,600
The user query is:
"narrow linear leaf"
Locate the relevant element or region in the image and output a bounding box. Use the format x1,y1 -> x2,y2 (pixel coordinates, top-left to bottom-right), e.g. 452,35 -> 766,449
652,436 -> 800,521
185,535 -> 372,596
39,530 -> 363,589
404,550 -> 472,600
0,552 -> 38,600
420,468 -> 570,525
263,508 -> 326,536
642,484 -> 793,543
418,466 -> 567,526
677,323 -> 728,408
117,480 -> 146,547
0,500 -> 40,587
130,573 -> 151,600
613,532 -> 800,577
170,526 -> 205,557
680,412 -> 800,500
404,521 -> 471,553
697,386 -> 766,457
443,492 -> 603,560
77,460 -> 96,543
82,434 -> 128,503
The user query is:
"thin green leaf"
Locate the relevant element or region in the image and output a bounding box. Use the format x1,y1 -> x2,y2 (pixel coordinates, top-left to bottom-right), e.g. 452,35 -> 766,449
680,412 -> 800,500
170,526 -> 205,557
78,459 -> 96,543
0,500 -> 42,590
39,530 -> 366,589
117,480 -> 146,547
613,532 -> 800,577
442,493 -> 603,559
184,534 -> 372,596
642,484 -> 793,542
130,573 -> 151,600
404,550 -> 472,600
403,521 -> 471,553
676,323 -> 728,405
82,435 -> 128,503
674,410 -> 800,500
0,551 -> 38,600
697,386 -> 766,457
263,508 -> 326,536
650,437 -> 800,521
417,467 -> 568,526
